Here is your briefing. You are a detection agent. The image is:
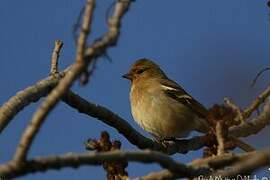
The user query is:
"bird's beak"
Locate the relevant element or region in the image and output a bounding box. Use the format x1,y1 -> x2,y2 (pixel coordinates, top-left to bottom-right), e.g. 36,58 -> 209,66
122,73 -> 132,80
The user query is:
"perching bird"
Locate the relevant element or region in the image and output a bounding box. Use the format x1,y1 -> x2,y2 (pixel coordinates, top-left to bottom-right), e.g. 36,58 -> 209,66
122,58 -> 210,140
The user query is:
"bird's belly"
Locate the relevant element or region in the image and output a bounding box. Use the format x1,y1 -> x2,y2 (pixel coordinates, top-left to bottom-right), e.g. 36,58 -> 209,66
131,94 -> 195,139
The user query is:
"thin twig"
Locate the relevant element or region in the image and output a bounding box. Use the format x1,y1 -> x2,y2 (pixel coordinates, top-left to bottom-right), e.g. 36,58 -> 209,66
84,0 -> 130,60
50,40 -> 63,74
243,85 -> 270,119
216,122 -> 225,155
251,67 -> 270,87
230,137 -> 255,152
13,0 -> 95,162
224,97 -> 244,123
72,6 -> 85,45
105,1 -> 117,24
75,0 -> 94,64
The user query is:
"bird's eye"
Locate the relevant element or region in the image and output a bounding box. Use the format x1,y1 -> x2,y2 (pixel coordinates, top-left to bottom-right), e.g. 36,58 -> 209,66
136,69 -> 145,74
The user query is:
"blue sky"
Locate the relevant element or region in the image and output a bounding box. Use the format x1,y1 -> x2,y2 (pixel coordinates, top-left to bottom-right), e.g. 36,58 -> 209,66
0,0 -> 270,179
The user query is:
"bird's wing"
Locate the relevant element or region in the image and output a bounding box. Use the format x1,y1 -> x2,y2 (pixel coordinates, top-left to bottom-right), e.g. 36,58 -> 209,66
160,78 -> 208,119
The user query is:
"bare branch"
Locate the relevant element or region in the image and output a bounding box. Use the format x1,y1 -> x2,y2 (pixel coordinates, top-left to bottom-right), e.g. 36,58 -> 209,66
189,152 -> 252,169
216,122 -> 225,155
229,97 -> 270,137
224,97 -> 244,123
251,67 -> 270,87
0,150 -> 208,179
50,40 -> 63,74
138,151 -> 259,180
135,170 -> 178,180
0,72 -> 64,134
243,85 -> 270,119
0,39 -> 63,133
63,90 -> 207,154
229,137 -> 255,152
84,0 -> 130,60
224,85 -> 270,128
72,6 -> 86,45
75,0 -> 94,64
13,0 -> 95,162
213,149 -> 270,177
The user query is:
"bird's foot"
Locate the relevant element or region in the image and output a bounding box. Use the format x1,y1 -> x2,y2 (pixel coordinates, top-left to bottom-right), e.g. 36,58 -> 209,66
153,137 -> 176,148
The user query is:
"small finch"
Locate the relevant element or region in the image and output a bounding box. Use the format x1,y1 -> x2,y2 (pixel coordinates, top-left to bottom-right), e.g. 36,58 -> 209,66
123,58 -> 209,140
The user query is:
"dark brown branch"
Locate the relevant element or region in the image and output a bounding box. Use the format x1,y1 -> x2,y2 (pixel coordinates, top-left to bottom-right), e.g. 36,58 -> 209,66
251,67 -> 270,87
0,150 -> 208,179
63,90 -> 207,154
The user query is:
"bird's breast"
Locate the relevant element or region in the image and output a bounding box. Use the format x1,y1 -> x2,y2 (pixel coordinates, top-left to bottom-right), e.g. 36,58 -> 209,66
129,83 -> 195,138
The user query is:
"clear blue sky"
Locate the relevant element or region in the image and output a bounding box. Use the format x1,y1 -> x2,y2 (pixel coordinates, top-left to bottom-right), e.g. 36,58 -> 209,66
0,0 -> 270,179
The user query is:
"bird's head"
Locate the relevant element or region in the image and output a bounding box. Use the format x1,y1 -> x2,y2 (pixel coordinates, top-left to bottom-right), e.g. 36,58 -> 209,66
122,58 -> 166,82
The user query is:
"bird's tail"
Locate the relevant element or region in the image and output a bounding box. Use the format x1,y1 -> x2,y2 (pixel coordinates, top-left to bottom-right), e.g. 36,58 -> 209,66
195,118 -> 211,134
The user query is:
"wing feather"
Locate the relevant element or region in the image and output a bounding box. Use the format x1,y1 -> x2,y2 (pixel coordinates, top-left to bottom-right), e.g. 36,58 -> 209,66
160,78 -> 208,119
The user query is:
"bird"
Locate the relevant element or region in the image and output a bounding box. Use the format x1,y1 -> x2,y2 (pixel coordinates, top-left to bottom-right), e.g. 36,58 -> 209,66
122,58 -> 210,141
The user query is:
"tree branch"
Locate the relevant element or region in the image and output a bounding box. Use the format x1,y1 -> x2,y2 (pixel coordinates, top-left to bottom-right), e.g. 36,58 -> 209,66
138,151 -> 260,180
0,74 -> 61,133
216,122 -> 225,155
213,149 -> 270,177
50,40 -> 63,74
0,150 -> 208,179
224,97 -> 244,123
135,170 -> 179,180
243,85 -> 270,119
229,96 -> 270,138
13,0 -> 96,162
63,90 -> 207,154
84,0 -> 131,60
0,0 -> 206,156
0,40 -> 64,134
0,0 -> 133,134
